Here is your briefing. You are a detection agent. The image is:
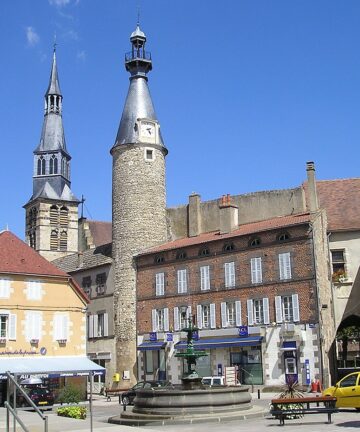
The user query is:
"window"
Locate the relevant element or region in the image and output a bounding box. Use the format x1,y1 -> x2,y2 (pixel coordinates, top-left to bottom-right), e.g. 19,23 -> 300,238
0,279 -> 11,299
196,304 -> 216,329
278,232 -> 290,242
155,272 -> 165,296
144,148 -> 154,161
0,313 -> 16,340
49,154 -> 58,174
25,311 -> 42,341
339,374 -> 358,388
223,243 -> 235,252
151,308 -> 169,332
53,314 -> 69,341
224,262 -> 235,288
200,265 -> 210,291
199,247 -> 210,257
96,273 -> 106,295
173,306 -> 191,331
176,251 -> 187,260
331,250 -> 346,281
177,269 -> 187,293
155,255 -> 165,264
279,252 -> 292,280
59,207 -> 68,226
250,238 -> 261,247
59,230 -> 67,251
275,294 -> 300,323
221,301 -> 241,327
251,257 -> 262,284
247,298 -> 270,325
82,276 -> 91,296
50,205 -> 59,225
50,230 -> 58,250
88,313 -> 109,338
37,156 -> 46,175
26,281 -> 42,300
29,231 -> 36,249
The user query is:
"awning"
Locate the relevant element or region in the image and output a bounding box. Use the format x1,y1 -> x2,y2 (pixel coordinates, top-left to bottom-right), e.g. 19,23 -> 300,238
0,356 -> 105,380
175,336 -> 263,350
137,342 -> 166,351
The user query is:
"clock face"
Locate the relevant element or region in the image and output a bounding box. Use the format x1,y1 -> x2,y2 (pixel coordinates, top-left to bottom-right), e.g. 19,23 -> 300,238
140,122 -> 155,139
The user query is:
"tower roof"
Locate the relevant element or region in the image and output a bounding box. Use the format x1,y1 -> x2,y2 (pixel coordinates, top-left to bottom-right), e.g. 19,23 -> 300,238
130,24 -> 146,42
45,49 -> 62,96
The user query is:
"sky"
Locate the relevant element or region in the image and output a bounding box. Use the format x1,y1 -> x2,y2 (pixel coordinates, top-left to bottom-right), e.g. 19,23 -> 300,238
1,0 -> 360,240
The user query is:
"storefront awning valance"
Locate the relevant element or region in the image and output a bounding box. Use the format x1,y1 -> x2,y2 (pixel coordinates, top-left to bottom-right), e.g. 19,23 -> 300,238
137,342 -> 166,351
0,356 -> 105,380
175,336 -> 263,350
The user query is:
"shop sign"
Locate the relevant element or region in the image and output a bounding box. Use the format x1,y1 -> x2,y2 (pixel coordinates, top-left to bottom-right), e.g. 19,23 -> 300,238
166,333 -> 173,342
149,332 -> 157,342
0,348 -> 46,356
238,326 -> 248,337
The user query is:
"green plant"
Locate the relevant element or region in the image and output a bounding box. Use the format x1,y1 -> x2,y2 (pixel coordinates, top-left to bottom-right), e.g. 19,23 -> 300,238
272,376 -> 304,419
57,406 -> 87,419
57,384 -> 82,404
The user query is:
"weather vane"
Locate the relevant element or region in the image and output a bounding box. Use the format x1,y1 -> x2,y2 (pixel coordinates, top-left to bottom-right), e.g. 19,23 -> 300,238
53,32 -> 57,52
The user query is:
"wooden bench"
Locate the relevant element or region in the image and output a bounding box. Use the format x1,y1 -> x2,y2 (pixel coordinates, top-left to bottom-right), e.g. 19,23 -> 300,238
104,388 -> 128,402
270,396 -> 338,426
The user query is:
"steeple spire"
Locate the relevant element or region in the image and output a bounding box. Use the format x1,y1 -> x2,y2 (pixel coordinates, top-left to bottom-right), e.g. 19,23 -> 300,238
113,24 -> 166,150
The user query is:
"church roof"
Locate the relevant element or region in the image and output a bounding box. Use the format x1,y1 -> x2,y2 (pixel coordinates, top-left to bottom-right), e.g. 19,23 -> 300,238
137,212 -> 311,256
53,243 -> 112,273
0,230 -> 68,277
35,110 -> 67,153
45,50 -> 62,96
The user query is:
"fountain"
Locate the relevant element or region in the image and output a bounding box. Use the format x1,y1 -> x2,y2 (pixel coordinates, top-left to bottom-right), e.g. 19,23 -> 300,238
109,313 -> 264,426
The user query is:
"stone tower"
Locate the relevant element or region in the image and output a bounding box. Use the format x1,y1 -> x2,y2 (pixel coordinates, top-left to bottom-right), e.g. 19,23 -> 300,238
24,48 -> 79,261
111,25 -> 168,383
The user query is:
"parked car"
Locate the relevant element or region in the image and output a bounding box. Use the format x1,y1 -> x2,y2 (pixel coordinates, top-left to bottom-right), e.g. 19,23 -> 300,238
14,387 -> 55,409
201,376 -> 240,386
322,372 -> 360,410
121,380 -> 170,405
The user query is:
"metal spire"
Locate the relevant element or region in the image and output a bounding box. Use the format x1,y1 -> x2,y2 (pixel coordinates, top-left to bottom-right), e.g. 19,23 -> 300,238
46,44 -> 62,96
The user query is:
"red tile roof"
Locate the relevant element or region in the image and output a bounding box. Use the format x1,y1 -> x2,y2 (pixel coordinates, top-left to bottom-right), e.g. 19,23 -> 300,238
87,220 -> 112,247
316,179 -> 360,231
138,212 -> 311,256
0,230 -> 69,277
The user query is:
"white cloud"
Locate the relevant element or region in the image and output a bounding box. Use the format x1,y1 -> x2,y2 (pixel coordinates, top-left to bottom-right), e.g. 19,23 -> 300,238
49,0 -> 71,6
63,29 -> 79,41
26,27 -> 40,46
77,50 -> 86,61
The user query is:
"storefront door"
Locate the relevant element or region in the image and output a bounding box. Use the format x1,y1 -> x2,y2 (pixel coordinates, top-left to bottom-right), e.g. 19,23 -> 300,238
230,346 -> 263,385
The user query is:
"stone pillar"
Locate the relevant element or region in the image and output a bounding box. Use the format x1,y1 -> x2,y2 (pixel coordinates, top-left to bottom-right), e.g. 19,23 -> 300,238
306,161 -> 319,212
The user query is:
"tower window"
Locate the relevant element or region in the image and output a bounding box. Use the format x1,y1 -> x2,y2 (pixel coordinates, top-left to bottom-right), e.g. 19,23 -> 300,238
60,206 -> 68,226
50,205 -> 59,225
49,155 -> 58,174
50,230 -> 58,251
60,230 -> 67,251
144,148 -> 154,161
37,156 -> 46,175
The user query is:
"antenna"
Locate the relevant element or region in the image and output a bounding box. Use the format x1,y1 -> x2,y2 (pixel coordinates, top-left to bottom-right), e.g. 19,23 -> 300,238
53,31 -> 57,52
80,194 -> 86,219
137,4 -> 140,26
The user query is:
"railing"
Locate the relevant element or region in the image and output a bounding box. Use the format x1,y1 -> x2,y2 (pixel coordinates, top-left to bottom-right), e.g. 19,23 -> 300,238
5,371 -> 48,432
125,51 -> 152,62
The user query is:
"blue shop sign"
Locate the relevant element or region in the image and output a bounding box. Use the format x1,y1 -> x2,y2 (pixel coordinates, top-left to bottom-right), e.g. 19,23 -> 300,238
149,332 -> 157,342
238,326 -> 248,338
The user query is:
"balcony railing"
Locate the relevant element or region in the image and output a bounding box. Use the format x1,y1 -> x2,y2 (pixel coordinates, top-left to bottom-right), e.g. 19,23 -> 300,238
125,51 -> 152,62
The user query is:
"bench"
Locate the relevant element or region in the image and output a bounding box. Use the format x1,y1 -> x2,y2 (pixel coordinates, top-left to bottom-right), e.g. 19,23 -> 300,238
270,396 -> 338,426
104,388 -> 128,402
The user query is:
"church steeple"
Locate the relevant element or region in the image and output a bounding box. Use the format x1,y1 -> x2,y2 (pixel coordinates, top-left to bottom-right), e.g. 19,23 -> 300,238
24,48 -> 79,261
113,24 -> 166,150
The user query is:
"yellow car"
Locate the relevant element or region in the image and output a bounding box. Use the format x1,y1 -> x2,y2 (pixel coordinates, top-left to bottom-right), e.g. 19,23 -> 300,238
323,372 -> 360,410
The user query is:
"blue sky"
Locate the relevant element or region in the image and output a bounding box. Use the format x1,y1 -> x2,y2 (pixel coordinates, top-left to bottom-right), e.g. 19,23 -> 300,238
1,0 -> 360,240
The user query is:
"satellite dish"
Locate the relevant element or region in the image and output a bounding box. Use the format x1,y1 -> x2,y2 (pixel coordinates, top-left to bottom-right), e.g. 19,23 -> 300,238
20,378 -> 42,385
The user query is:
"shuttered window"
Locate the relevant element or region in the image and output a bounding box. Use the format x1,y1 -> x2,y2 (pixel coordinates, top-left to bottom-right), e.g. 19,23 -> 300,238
59,230 -> 67,251
275,294 -> 300,323
53,314 -> 69,340
26,281 -> 42,300
25,312 -> 42,341
177,269 -> 187,293
200,266 -> 210,291
221,302 -> 239,327
59,207 -> 68,226
50,230 -> 58,250
155,273 -> 165,296
151,308 -> 169,332
224,262 -> 235,288
0,279 -> 11,298
50,206 -> 59,225
279,252 -> 292,280
251,257 -> 262,284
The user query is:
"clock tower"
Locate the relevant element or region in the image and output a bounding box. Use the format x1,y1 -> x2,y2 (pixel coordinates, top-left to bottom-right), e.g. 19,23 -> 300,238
111,25 -> 168,383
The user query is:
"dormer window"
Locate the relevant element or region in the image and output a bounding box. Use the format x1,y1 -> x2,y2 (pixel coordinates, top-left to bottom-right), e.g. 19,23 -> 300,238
199,247 -> 210,257
155,255 -> 165,264
176,250 -> 187,260
223,243 -> 235,252
249,238 -> 261,247
277,233 -> 290,242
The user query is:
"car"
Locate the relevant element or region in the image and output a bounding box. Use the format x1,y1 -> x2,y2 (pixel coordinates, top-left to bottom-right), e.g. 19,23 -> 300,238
201,376 -> 240,386
121,380 -> 170,405
322,371 -> 360,410
14,387 -> 55,409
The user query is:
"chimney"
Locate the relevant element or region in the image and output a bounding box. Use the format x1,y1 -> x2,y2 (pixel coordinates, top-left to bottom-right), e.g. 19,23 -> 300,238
188,193 -> 202,237
219,194 -> 238,234
77,252 -> 84,268
306,161 -> 319,212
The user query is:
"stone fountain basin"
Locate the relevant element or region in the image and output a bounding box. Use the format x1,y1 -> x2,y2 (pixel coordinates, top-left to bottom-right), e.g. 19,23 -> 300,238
132,385 -> 252,416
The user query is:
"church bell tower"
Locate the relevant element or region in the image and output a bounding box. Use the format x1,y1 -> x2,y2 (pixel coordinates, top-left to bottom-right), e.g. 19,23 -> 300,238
24,48 -> 79,261
111,25 -> 168,383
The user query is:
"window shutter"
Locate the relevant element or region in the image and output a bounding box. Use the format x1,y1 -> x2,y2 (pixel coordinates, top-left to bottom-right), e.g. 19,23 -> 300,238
200,266 -> 210,291
263,297 -> 270,325
104,313 -> 109,337
152,309 -> 157,332
225,262 -> 235,287
0,279 -> 10,298
197,305 -> 203,329
292,294 -> 300,322
251,257 -> 262,284
164,308 -> 169,331
156,273 -> 164,296
61,315 -> 68,339
247,299 -> 254,326
88,315 -> 94,338
221,302 -> 227,327
235,300 -> 242,326
53,315 -> 60,340
174,307 -> 179,331
279,253 -> 291,280
275,296 -> 283,323
210,303 -> 216,329
8,314 -> 16,340
93,314 -> 99,337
